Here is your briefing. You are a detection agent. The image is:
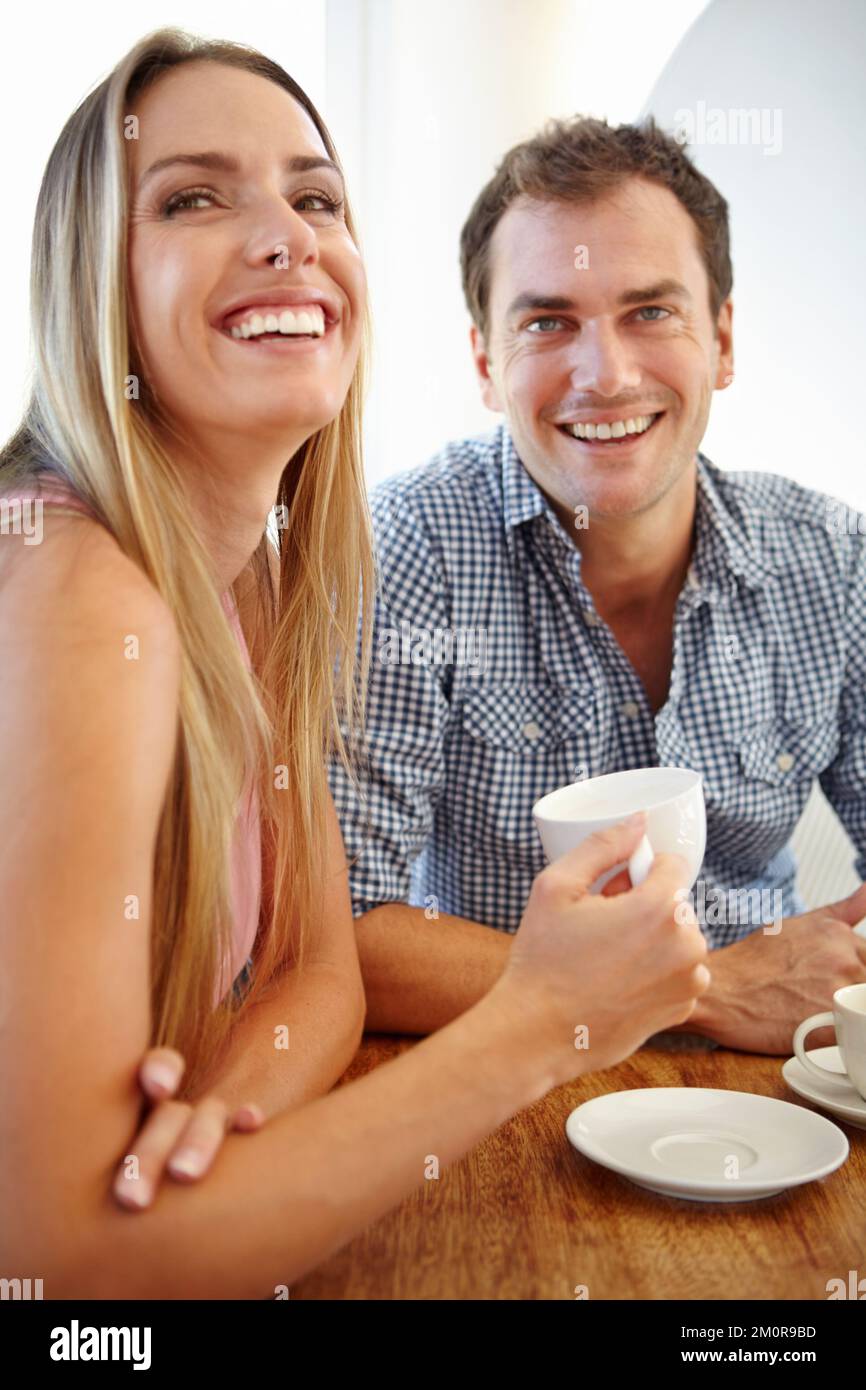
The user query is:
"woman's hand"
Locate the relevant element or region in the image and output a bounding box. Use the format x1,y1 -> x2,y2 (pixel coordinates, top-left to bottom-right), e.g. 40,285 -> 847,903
112,1047 -> 265,1211
494,813 -> 711,1087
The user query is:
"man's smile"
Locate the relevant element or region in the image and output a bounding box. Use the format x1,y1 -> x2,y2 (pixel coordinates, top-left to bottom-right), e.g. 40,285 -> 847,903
554,410 -> 666,450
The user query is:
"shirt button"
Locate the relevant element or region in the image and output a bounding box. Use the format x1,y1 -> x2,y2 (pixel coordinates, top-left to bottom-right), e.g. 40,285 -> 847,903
583,608 -> 601,628
776,752 -> 794,772
523,720 -> 542,741
621,700 -> 640,719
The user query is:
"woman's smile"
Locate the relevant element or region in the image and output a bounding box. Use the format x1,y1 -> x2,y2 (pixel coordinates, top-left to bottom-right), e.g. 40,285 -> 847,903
211,287 -> 341,357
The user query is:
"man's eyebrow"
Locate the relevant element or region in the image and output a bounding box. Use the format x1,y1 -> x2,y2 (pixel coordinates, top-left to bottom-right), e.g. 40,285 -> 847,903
617,278 -> 692,306
506,293 -> 576,317
138,151 -> 343,188
506,279 -> 692,318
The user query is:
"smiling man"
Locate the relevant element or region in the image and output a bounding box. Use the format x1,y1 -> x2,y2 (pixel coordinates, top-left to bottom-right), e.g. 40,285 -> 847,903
329,115 -> 866,1054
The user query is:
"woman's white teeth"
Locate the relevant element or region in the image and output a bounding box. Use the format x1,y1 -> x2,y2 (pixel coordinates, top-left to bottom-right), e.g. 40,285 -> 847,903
229,307 -> 326,339
566,414 -> 657,440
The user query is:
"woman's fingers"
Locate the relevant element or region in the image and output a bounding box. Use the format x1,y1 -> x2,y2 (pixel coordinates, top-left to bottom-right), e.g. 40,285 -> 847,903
113,1099 -> 194,1210
113,1088 -> 264,1210
231,1102 -> 266,1132
138,1046 -> 185,1101
166,1097 -> 231,1182
599,867 -> 634,897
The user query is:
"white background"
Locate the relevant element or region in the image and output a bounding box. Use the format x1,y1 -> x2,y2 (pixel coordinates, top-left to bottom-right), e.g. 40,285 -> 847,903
2,0 -> 863,505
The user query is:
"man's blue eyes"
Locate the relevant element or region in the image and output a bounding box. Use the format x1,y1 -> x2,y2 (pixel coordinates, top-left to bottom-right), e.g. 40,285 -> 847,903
525,307 -> 671,332
526,317 -> 565,333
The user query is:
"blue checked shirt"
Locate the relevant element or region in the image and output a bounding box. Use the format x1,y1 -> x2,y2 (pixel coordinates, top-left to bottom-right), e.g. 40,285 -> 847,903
329,423 -> 866,948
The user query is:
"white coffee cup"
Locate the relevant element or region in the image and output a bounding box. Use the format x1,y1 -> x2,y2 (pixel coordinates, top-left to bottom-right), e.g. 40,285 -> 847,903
793,983 -> 866,1101
532,766 -> 706,893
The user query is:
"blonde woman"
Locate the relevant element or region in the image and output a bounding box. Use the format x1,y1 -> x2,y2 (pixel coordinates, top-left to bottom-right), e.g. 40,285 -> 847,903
0,27 -> 709,1298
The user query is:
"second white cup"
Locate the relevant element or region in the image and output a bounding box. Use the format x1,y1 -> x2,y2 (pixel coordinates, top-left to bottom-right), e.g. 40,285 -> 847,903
793,983 -> 866,1101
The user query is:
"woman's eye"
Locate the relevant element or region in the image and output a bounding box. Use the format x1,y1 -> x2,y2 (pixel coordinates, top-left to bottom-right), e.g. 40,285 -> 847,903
295,191 -> 345,217
526,317 -> 564,333
635,306 -> 670,322
161,187 -> 344,218
162,187 -> 216,215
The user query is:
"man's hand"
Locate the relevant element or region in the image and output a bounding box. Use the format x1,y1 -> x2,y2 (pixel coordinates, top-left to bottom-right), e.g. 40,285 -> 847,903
686,883 -> 866,1054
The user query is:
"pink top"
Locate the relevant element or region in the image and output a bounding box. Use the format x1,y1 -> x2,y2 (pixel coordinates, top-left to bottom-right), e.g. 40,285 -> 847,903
2,472 -> 261,1005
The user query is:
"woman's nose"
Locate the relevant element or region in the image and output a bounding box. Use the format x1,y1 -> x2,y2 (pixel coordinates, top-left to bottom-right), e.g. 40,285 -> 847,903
240,196 -> 320,269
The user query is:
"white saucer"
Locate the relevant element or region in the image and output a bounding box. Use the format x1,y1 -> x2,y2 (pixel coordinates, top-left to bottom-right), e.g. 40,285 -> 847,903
565,1087 -> 848,1201
782,1045 -> 866,1130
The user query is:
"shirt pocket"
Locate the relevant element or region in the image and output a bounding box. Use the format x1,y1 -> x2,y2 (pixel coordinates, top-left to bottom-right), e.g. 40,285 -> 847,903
451,680 -> 599,862
737,718 -> 838,790
703,716 -> 838,870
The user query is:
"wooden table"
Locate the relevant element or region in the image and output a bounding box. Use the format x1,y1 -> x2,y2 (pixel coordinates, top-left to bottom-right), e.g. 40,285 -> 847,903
292,1032 -> 866,1300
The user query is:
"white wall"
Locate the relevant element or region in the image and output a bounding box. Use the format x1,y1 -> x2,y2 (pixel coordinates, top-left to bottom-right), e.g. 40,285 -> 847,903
7,1 -> 861,511
641,0 -> 866,508
325,0 -> 711,485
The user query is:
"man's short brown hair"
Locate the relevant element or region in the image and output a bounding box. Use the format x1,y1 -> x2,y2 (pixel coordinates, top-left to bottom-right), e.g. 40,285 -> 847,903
460,114 -> 732,340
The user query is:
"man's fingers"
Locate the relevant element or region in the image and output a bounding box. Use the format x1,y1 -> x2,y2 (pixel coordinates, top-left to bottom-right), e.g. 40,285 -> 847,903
825,880 -> 866,927
139,1046 -> 185,1100
166,1097 -> 231,1182
113,1100 -> 192,1210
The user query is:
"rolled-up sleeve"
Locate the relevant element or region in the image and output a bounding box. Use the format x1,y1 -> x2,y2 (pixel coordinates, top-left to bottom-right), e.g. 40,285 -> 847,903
818,530 -> 866,879
328,485 -> 453,917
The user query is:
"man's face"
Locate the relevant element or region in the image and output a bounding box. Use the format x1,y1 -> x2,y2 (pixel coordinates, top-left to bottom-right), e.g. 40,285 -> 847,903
471,176 -> 733,522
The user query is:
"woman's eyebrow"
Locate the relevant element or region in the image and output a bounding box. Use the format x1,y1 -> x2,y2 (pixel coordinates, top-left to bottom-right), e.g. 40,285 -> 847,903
138,150 -> 343,189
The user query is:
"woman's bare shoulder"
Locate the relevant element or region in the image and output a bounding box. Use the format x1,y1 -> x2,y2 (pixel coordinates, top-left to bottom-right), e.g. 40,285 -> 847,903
0,509 -> 180,652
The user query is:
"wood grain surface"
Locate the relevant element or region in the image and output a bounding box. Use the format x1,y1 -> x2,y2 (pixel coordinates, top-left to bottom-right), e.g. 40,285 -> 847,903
291,1032 -> 866,1300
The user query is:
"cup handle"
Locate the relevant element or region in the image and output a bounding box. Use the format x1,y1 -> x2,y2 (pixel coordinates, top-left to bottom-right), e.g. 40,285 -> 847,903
628,834 -> 654,887
792,1012 -> 851,1089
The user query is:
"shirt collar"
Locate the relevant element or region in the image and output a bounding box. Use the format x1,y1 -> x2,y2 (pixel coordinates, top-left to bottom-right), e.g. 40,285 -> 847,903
690,452 -> 779,595
499,423 -> 778,596
501,424 -> 548,532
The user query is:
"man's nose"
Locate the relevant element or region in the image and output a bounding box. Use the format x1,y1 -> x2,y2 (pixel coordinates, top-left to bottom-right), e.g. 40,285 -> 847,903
567,321 -> 641,397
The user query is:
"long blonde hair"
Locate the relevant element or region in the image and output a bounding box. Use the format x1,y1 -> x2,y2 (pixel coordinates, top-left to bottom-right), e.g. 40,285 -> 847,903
0,27 -> 374,1097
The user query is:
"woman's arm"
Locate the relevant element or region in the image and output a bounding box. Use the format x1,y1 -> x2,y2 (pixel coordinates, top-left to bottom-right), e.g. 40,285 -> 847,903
47,989 -> 560,1299
193,793 -> 366,1118
0,521 -> 707,1299
0,528 -> 551,1296
0,521 -> 179,1266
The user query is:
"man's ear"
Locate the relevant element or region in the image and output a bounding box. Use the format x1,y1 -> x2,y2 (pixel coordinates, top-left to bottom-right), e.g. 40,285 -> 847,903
714,298 -> 734,389
469,323 -> 504,413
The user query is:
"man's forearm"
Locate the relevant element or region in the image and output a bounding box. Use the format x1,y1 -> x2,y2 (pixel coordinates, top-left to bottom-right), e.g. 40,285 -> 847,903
194,963 -> 365,1118
355,903 -> 512,1033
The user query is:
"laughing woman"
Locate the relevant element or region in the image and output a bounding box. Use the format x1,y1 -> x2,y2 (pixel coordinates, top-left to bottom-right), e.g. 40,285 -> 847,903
0,28 -> 708,1298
